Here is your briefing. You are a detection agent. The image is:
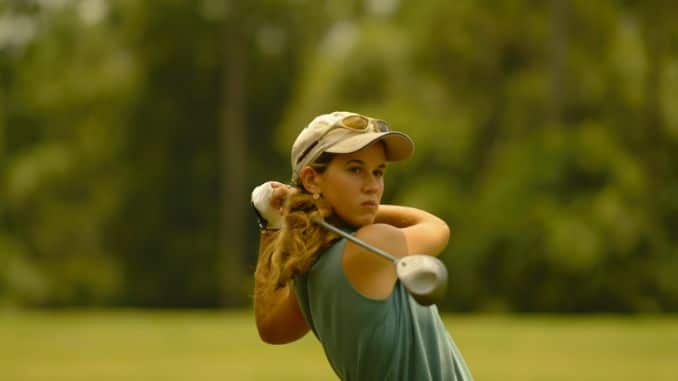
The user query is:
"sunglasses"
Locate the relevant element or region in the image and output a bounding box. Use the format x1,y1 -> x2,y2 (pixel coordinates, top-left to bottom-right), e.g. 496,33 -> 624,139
340,115 -> 391,133
296,115 -> 391,165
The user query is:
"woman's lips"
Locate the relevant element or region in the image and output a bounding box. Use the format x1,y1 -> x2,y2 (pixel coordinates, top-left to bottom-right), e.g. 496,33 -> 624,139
361,201 -> 378,209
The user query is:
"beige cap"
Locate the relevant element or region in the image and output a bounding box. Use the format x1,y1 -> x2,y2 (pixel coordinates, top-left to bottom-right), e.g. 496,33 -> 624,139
291,111 -> 414,183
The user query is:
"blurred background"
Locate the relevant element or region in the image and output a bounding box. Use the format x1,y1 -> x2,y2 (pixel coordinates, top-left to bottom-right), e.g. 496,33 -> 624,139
1,0 -> 677,379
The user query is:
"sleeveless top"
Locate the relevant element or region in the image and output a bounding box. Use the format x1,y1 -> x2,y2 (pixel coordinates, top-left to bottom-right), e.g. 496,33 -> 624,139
294,235 -> 474,381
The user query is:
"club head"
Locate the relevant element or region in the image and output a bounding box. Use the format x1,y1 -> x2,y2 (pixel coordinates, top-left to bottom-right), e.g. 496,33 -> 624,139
396,255 -> 448,306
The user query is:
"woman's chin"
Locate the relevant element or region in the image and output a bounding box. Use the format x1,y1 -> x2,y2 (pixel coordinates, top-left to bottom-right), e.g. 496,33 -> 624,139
334,209 -> 377,228
350,214 -> 377,227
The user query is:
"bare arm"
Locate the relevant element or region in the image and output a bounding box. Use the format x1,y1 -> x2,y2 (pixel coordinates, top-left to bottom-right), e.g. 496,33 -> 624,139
253,232 -> 310,345
373,204 -> 450,256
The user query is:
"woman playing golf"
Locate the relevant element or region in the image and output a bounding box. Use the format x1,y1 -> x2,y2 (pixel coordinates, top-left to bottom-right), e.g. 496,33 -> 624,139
252,111 -> 473,380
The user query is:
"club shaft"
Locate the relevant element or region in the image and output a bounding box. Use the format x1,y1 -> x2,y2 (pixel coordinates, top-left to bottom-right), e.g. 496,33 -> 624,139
313,218 -> 398,263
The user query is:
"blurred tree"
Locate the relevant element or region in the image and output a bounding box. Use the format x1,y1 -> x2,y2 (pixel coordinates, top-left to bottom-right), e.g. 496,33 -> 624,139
106,0 -> 331,307
1,0 -> 676,312
220,0 -> 250,306
2,0 -> 132,305
278,0 -> 678,312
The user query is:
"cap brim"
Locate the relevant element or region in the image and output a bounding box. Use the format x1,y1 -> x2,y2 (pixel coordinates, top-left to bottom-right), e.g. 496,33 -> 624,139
325,131 -> 414,162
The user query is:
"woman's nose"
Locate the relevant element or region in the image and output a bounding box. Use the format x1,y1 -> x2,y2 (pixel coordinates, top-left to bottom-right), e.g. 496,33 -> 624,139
362,175 -> 380,193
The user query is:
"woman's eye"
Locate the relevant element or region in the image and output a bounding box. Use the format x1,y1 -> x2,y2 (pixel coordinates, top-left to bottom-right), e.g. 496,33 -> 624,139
374,170 -> 384,177
349,167 -> 362,174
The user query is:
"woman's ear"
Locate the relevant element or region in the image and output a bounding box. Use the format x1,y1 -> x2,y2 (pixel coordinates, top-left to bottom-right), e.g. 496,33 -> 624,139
299,166 -> 322,194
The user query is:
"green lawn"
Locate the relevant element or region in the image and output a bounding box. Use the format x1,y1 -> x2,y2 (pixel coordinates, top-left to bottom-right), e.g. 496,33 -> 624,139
1,310 -> 676,380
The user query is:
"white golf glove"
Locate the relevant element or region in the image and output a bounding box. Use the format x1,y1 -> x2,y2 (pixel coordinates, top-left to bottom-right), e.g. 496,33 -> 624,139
251,181 -> 283,230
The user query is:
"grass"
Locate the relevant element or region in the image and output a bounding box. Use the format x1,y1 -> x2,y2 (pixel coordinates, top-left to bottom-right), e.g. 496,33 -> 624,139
1,310 -> 676,381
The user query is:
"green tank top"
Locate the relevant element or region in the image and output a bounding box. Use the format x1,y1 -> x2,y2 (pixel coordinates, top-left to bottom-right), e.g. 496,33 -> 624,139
295,235 -> 474,381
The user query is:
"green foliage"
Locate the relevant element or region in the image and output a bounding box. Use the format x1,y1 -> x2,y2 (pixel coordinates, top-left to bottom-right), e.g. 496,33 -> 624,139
0,0 -> 676,311
279,0 -> 678,312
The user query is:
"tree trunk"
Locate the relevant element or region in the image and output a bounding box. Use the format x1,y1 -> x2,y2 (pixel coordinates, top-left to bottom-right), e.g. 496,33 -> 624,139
642,25 -> 663,144
549,0 -> 568,125
0,58 -> 8,160
220,1 -> 248,306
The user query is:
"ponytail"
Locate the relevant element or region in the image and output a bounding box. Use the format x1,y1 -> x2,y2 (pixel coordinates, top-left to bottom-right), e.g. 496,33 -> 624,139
256,191 -> 339,293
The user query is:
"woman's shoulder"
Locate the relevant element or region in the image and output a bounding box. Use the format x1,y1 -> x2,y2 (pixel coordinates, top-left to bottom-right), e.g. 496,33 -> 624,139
341,223 -> 407,300
353,223 -> 408,259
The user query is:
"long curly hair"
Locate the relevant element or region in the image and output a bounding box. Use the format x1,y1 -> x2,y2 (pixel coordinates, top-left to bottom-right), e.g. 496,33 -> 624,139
255,153 -> 340,293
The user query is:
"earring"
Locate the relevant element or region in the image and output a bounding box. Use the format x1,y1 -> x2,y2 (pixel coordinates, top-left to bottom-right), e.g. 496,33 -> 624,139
313,193 -> 320,200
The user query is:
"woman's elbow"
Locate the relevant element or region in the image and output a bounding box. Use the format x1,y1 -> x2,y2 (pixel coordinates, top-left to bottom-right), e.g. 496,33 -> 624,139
257,329 -> 302,345
441,221 -> 451,243
256,318 -> 306,345
432,220 -> 451,255
257,320 -> 285,344
255,313 -> 281,343
258,330 -> 285,345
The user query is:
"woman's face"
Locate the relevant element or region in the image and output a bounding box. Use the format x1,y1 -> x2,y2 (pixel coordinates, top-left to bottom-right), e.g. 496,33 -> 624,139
317,143 -> 387,227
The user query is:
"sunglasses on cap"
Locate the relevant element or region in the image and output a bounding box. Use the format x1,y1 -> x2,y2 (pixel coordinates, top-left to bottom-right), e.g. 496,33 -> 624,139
296,115 -> 391,165
340,114 -> 391,133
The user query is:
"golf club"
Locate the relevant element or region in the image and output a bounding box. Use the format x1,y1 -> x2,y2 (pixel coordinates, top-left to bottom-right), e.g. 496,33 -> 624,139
312,218 -> 448,306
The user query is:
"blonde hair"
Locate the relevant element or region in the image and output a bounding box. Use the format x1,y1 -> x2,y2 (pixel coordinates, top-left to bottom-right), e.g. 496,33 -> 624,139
255,153 -> 339,293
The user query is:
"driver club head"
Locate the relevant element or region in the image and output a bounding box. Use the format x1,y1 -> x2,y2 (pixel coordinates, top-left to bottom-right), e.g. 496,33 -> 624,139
396,255 -> 448,306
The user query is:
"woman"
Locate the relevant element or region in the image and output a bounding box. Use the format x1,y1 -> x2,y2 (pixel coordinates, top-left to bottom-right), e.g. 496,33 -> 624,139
252,111 -> 473,380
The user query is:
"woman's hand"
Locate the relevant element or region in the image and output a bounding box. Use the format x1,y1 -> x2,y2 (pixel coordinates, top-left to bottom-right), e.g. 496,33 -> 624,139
269,182 -> 295,210
252,181 -> 295,229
